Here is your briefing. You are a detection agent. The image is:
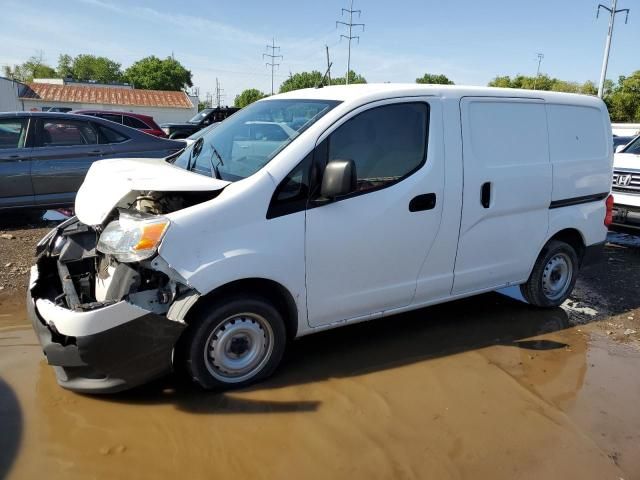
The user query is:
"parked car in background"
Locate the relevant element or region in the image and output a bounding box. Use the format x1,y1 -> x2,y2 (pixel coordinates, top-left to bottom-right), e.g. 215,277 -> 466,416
160,106 -> 239,139
73,110 -> 167,137
0,112 -> 185,210
613,134 -> 635,151
611,135 -> 640,230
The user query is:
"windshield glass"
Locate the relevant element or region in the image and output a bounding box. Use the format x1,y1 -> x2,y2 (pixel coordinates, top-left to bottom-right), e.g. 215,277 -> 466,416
622,135 -> 640,155
171,99 -> 340,181
188,110 -> 212,124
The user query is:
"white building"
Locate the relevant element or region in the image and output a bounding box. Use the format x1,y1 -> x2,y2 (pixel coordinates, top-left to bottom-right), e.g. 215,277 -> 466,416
18,79 -> 197,124
0,76 -> 25,111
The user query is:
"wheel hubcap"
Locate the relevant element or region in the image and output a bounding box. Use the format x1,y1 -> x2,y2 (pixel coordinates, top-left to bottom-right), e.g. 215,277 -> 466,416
541,253 -> 573,301
204,313 -> 274,383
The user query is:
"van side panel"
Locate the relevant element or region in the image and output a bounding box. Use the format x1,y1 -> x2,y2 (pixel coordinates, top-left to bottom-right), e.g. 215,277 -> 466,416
453,98 -> 552,294
546,103 -> 612,202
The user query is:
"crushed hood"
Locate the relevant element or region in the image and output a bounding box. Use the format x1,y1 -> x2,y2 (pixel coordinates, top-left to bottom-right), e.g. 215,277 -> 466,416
613,153 -> 640,171
75,157 -> 229,225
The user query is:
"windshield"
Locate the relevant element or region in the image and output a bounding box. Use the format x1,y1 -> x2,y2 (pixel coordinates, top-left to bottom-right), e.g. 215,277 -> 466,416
188,110 -> 212,124
621,135 -> 640,155
171,99 -> 340,181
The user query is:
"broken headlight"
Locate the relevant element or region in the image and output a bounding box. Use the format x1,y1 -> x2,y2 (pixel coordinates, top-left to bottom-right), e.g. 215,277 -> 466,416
97,212 -> 170,263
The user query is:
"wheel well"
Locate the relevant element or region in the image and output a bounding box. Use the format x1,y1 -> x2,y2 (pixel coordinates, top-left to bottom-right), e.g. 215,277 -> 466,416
548,228 -> 586,260
186,278 -> 299,340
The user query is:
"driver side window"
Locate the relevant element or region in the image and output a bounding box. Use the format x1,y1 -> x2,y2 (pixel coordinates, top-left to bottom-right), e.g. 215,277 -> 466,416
327,102 -> 429,193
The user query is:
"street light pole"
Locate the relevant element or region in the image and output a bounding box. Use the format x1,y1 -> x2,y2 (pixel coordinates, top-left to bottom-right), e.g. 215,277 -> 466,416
596,0 -> 630,98
533,53 -> 544,90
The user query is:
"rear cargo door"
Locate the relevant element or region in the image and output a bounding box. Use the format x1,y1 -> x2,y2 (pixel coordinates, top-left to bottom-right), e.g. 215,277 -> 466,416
452,97 -> 552,294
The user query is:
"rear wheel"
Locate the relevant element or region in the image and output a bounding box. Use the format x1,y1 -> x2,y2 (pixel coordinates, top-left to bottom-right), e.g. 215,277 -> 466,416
180,296 -> 286,390
520,240 -> 579,308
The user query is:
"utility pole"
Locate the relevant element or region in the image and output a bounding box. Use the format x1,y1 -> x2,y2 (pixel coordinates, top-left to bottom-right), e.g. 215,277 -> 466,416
263,38 -> 282,95
533,53 -> 544,90
214,78 -> 225,107
325,45 -> 332,86
596,0 -> 630,98
337,0 -> 365,85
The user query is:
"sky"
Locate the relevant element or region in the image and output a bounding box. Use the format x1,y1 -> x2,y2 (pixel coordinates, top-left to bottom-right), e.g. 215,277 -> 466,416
1,0 -> 639,103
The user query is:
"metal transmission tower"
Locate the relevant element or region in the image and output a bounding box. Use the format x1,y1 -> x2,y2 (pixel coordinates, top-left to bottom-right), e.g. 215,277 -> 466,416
596,0 -> 630,98
533,53 -> 544,90
263,38 -> 283,95
336,0 -> 365,85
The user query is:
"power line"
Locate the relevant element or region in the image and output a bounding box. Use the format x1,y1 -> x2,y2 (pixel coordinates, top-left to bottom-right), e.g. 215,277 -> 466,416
336,0 -> 365,85
263,38 -> 283,95
533,53 -> 544,90
596,0 -> 630,98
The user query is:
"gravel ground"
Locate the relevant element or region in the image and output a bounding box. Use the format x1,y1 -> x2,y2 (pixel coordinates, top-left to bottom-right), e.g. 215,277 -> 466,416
0,212 -> 56,292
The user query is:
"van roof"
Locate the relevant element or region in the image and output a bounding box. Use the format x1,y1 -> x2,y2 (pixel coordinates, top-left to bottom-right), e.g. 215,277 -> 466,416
271,83 -> 606,109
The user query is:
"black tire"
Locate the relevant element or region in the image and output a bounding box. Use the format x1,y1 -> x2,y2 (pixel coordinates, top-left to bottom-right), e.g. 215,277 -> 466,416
179,296 -> 286,390
169,132 -> 186,139
520,240 -> 579,308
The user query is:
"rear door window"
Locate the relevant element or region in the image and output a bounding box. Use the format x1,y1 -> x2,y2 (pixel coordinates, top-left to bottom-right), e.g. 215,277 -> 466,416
124,116 -> 150,129
40,120 -> 98,146
0,118 -> 29,149
98,113 -> 124,124
97,125 -> 129,144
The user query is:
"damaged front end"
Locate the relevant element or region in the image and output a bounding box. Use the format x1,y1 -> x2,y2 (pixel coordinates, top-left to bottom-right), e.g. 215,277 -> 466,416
28,211 -> 197,394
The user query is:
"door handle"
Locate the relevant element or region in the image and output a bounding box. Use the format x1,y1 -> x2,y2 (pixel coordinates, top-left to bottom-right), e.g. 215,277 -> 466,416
409,193 -> 437,212
481,182 -> 491,208
89,149 -> 104,156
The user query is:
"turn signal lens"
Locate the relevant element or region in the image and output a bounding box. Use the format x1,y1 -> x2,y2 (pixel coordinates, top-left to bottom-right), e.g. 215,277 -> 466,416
134,222 -> 169,251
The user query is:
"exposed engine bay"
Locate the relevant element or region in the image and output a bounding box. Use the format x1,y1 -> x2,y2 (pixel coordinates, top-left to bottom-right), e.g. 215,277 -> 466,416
32,189 -> 216,314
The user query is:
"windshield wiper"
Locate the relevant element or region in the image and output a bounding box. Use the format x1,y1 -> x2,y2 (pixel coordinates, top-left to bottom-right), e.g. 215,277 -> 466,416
209,145 -> 225,179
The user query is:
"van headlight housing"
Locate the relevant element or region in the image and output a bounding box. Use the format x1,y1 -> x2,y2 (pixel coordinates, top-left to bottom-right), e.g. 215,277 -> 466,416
97,212 -> 170,263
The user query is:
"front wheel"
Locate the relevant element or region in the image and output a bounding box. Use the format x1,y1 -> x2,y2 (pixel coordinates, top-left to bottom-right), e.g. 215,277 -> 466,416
180,296 -> 286,390
520,240 -> 579,308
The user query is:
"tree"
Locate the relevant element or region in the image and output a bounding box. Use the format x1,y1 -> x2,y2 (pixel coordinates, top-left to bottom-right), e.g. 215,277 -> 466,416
415,73 -> 454,85
61,54 -> 123,83
235,89 -> 267,108
279,69 -> 366,93
124,56 -> 193,91
604,71 -> 640,122
279,71 -> 324,93
488,74 -> 597,94
3,53 -> 57,82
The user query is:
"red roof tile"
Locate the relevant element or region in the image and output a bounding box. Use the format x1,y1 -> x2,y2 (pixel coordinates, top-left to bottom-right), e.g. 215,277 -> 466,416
20,83 -> 193,109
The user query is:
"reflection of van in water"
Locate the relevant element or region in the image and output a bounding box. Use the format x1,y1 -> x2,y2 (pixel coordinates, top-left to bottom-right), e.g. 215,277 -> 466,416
27,85 -> 613,393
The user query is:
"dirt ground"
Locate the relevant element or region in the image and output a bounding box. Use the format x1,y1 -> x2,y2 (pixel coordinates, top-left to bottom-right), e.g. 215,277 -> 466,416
1,216 -> 639,480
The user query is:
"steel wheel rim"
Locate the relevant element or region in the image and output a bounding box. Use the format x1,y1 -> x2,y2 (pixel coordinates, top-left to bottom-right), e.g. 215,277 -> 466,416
541,253 -> 573,301
204,313 -> 274,383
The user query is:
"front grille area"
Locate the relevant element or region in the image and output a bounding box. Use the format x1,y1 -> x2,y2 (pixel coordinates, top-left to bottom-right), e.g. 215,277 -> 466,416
613,170 -> 640,194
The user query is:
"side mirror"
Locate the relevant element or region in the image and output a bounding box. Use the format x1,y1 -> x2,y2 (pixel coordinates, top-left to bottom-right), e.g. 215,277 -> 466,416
320,159 -> 357,199
615,144 -> 625,153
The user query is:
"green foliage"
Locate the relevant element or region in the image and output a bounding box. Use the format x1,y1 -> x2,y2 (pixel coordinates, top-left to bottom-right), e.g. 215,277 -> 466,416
123,56 -> 193,91
234,89 -> 267,108
332,70 -> 367,85
279,70 -> 366,93
488,74 -> 599,95
604,71 -> 640,122
279,71 -> 324,93
63,54 -> 123,83
3,54 -> 57,82
415,73 -> 454,85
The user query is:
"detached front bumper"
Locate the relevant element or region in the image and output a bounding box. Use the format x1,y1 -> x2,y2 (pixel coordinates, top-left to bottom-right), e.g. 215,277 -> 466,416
28,268 -> 185,394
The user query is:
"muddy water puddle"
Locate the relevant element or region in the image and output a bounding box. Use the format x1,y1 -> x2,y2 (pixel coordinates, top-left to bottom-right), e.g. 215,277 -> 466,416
2,292 -> 639,480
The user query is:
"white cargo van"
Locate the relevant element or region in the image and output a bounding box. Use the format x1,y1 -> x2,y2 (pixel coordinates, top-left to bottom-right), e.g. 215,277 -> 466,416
27,85 -> 613,393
